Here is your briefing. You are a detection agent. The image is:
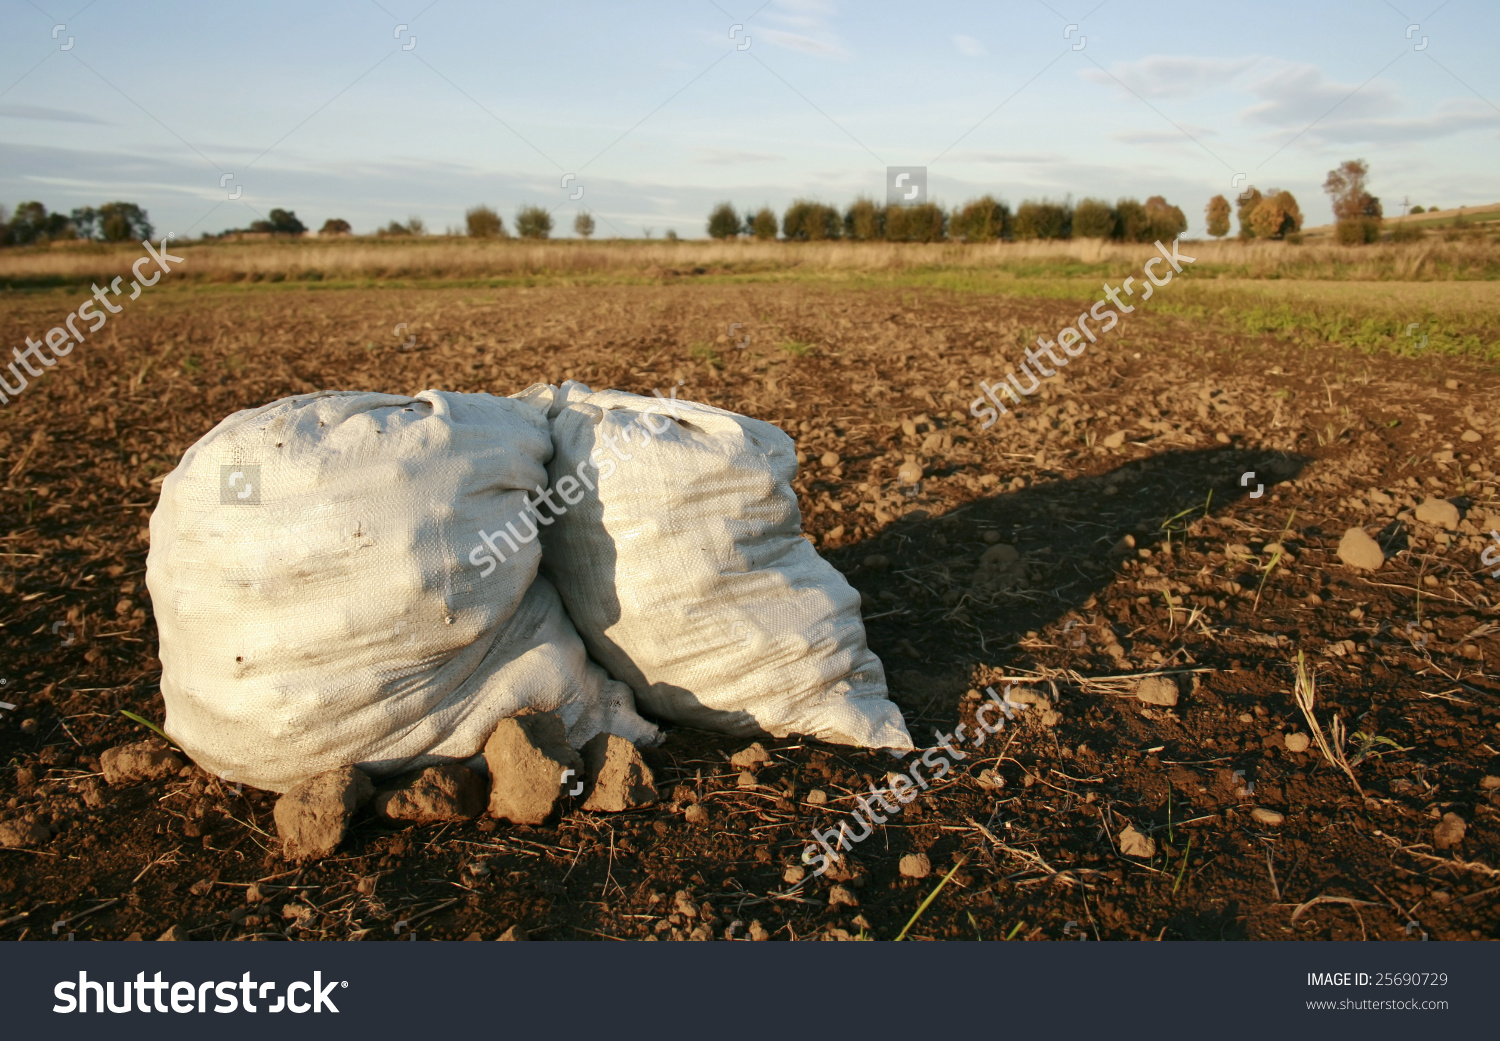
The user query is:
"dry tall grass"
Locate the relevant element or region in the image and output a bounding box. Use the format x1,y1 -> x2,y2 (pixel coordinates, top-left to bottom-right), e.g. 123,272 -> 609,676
1,235 -> 1497,285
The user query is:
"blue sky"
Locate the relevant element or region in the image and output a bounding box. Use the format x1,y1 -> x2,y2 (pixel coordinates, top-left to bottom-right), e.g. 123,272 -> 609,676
1,0 -> 1496,238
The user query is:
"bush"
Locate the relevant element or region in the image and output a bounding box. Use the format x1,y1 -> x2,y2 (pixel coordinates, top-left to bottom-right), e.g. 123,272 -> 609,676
1335,218 -> 1381,245
4,201 -> 75,245
750,207 -> 778,240
515,205 -> 553,240
573,211 -> 595,239
706,202 -> 740,239
952,195 -> 1009,242
1409,205 -> 1425,214
1012,199 -> 1071,240
466,206 -> 504,238
885,202 -> 946,242
781,199 -> 841,241
266,208 -> 306,235
1388,221 -> 1425,243
1071,198 -> 1116,239
1143,196 -> 1188,241
843,197 -> 884,240
319,218 -> 352,235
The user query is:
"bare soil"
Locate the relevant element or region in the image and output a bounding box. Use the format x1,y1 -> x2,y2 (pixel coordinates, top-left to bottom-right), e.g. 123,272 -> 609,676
1,280 -> 1498,941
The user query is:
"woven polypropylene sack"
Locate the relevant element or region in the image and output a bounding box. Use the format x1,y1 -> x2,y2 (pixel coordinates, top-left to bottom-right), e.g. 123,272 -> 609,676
513,381 -> 912,751
146,389 -> 657,793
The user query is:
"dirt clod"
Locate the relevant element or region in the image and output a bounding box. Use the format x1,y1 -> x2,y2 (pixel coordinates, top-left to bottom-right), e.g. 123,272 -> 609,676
1434,812 -> 1467,849
1336,528 -> 1385,570
1117,825 -> 1155,858
485,712 -> 583,825
100,738 -> 184,786
730,742 -> 773,769
829,885 -> 859,908
273,765 -> 375,861
1250,807 -> 1285,826
899,853 -> 932,879
580,732 -> 658,812
1134,675 -> 1179,706
1414,498 -> 1460,529
374,763 -> 486,824
1284,732 -> 1311,753
156,924 -> 189,941
497,924 -> 528,941
684,803 -> 710,825
0,818 -> 50,849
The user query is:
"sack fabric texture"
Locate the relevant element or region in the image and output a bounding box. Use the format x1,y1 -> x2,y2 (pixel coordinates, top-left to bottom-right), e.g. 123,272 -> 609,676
146,389 -> 657,793
514,381 -> 912,751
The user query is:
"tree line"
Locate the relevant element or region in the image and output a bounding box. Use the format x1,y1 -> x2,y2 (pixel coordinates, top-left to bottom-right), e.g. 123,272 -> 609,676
1,200 -> 153,246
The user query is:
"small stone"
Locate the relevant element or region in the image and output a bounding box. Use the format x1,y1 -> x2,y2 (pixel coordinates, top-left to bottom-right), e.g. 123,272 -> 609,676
898,460 -> 924,485
100,738 -> 184,785
805,789 -> 828,805
273,765 -> 375,861
730,742 -> 774,769
580,732 -> 658,812
1250,807 -> 1285,826
485,712 -> 583,825
684,802 -> 710,825
979,543 -> 1020,567
373,763 -> 486,823
783,865 -> 806,885
1481,775 -> 1500,790
1284,732 -> 1311,753
1336,527 -> 1385,570
496,924 -> 528,941
1433,812 -> 1466,849
899,853 -> 931,879
1039,709 -> 1062,727
0,818 -> 50,849
1103,431 -> 1127,449
19,718 -> 39,736
737,770 -> 758,789
828,885 -> 859,909
862,554 -> 890,570
748,920 -> 771,941
820,451 -> 841,468
156,924 -> 189,941
1118,825 -> 1155,858
1461,429 -> 1482,442
1415,498 -> 1460,529
1134,675 -> 1179,707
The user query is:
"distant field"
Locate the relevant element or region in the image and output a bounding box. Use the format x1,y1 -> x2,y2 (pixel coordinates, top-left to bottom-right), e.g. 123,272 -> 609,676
2,235 -> 1498,290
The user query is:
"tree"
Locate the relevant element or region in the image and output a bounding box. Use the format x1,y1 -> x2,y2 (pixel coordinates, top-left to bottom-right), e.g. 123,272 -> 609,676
1246,189 -> 1302,240
466,206 -> 504,238
749,206 -> 778,240
843,197 -> 883,240
266,208 -> 306,235
405,215 -> 426,236
4,201 -> 72,245
1072,198 -> 1116,239
1324,159 -> 1382,244
573,211 -> 595,239
515,205 -> 552,239
319,218 -> 352,235
952,195 -> 1010,242
781,200 -> 841,241
1205,195 -> 1231,238
1114,198 -> 1150,242
1234,187 -> 1263,239
1410,205 -> 1425,214
1143,196 -> 1188,242
706,202 -> 740,239
1012,200 -> 1072,240
884,202 -> 945,242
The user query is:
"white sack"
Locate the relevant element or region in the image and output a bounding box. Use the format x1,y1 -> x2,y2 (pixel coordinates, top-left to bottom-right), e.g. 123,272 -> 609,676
515,381 -> 912,751
146,389 -> 657,793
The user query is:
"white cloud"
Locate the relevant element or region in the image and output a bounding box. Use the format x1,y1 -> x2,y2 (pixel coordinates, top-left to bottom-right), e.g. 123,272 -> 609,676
1112,124 -> 1218,146
953,35 -> 986,58
759,0 -> 848,59
1081,55 -> 1260,98
1240,62 -> 1398,126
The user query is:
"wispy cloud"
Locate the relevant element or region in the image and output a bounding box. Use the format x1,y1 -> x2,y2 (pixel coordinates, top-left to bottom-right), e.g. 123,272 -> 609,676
0,103 -> 108,124
694,147 -> 783,165
759,0 -> 848,59
1081,55 -> 1261,98
952,35 -> 986,58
